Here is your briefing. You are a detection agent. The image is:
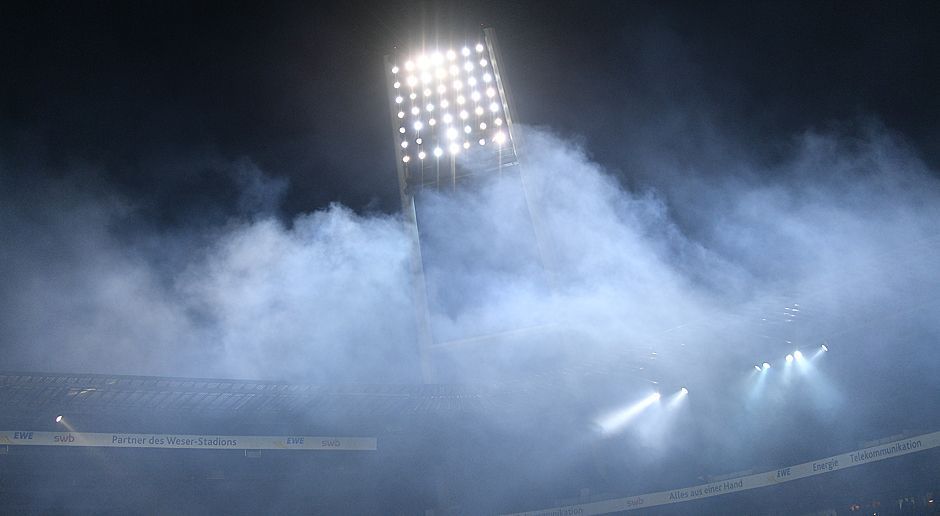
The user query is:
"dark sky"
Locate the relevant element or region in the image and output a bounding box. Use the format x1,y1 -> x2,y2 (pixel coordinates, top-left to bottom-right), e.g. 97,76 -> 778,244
3,0 -> 938,224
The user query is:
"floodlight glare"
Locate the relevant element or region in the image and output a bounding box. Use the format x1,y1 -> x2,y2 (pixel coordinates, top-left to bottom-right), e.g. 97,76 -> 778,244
397,111 -> 405,119
393,81 -> 401,89
407,75 -> 417,87
423,88 -> 432,97
441,99 -> 450,108
452,79 -> 463,90
399,127 -> 406,134
446,127 -> 458,140
489,102 -> 500,113
433,147 -> 443,157
418,151 -> 426,160
479,138 -> 486,145
680,387 -> 689,395
459,110 -> 469,120
437,84 -> 447,94
401,141 -> 408,149
794,350 -> 804,361
435,68 -> 447,79
475,106 -> 484,116
405,60 -> 414,70
411,106 -> 420,115
395,96 -> 403,104
461,46 -> 471,56
449,64 -> 460,76
755,365 -> 762,371
786,354 -> 794,363
456,95 -> 466,105
409,92 -> 417,100
446,49 -> 456,60
471,91 -> 481,102
431,51 -> 443,64
468,76 -> 477,87
475,43 -> 484,52
464,61 -> 474,72
442,113 -> 453,124
821,344 -> 829,352
762,362 -> 771,370
391,65 -> 399,74
463,141 -> 470,149
426,103 -> 434,112
479,122 -> 487,130
415,137 -> 423,144
402,155 -> 410,163
464,125 -> 471,134
480,58 -> 488,67
486,87 -> 496,97
494,117 -> 503,125
55,415 -> 63,423
483,72 -> 492,82
493,131 -> 506,144
449,142 -> 460,154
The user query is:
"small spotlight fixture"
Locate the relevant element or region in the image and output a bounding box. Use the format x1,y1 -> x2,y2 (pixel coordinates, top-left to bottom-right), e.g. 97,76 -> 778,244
55,415 -> 63,423
652,392 -> 661,400
762,362 -> 771,370
821,344 -> 829,352
680,387 -> 689,395
754,365 -> 762,372
786,354 -> 794,363
794,350 -> 803,361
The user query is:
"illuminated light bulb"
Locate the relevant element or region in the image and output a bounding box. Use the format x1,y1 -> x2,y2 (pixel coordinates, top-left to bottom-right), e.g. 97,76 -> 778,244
821,344 -> 829,352
418,150 -> 426,159
416,138 -> 423,145
446,127 -> 458,140
416,55 -> 427,68
411,106 -> 420,115
479,138 -> 486,145
55,415 -> 63,423
393,81 -> 401,89
486,87 -> 496,97
463,141 -> 470,149
442,113 -> 453,124
464,61 -> 474,72
406,75 -> 418,87
433,147 -> 443,157
762,362 -> 771,370
449,142 -> 460,154
404,60 -> 414,71
456,95 -> 466,105
399,127 -> 406,134
397,111 -> 405,119
413,121 -> 423,131
409,92 -> 417,100
446,49 -> 456,61
395,96 -> 403,104
754,365 -> 762,372
479,58 -> 488,67
489,102 -> 499,113
794,350 -> 803,361
493,131 -> 506,144
440,99 -> 449,108
470,91 -> 481,102
475,43 -> 484,53
426,103 -> 435,112
479,122 -> 487,130
391,65 -> 399,74
449,64 -> 460,76
786,354 -> 793,363
401,141 -> 408,149
437,85 -> 446,95
475,106 -> 484,116
428,118 -> 437,126
459,110 -> 468,120
452,79 -> 463,90
423,88 -> 432,97
464,125 -> 471,134
482,72 -> 492,82
402,155 -> 410,163
467,78 -> 477,88
494,117 -> 503,126
680,387 -> 689,395
461,47 -> 470,57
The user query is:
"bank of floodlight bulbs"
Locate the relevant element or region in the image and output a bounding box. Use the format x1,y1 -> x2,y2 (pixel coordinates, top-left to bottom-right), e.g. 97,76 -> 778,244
392,41 -> 507,162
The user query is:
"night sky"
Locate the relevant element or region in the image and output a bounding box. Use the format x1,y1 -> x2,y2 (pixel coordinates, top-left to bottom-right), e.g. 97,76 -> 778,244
3,1 -> 938,222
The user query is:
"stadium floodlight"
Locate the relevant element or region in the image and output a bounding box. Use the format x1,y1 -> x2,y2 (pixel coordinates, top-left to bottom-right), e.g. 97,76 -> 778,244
821,344 -> 829,352
762,362 -> 771,370
785,354 -> 794,363
754,365 -> 762,372
55,415 -> 63,423
679,387 -> 689,395
794,350 -> 803,361
385,28 -> 519,192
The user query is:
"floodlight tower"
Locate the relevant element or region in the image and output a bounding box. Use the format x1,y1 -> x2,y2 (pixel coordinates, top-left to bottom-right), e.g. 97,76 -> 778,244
384,28 -> 539,382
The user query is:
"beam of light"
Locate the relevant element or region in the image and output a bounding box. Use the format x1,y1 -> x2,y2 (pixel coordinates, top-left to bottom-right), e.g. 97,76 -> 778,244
666,387 -> 689,409
785,354 -> 793,363
596,392 -> 661,435
794,350 -> 804,361
812,343 -> 829,361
